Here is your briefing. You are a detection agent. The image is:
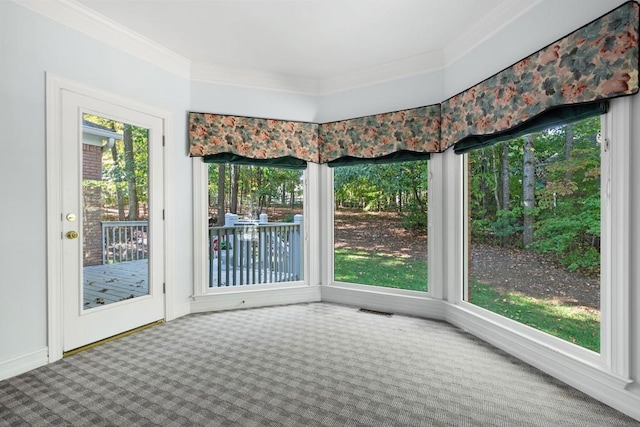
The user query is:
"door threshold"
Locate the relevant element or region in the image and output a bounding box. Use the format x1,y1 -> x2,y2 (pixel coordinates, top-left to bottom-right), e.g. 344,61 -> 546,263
63,319 -> 164,358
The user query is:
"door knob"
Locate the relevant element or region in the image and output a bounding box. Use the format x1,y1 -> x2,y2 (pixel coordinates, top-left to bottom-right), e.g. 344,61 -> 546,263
66,231 -> 79,239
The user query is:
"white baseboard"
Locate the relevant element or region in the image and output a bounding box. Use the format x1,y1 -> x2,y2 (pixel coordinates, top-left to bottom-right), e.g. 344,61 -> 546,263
169,301 -> 191,320
321,284 -> 446,320
0,348 -> 49,381
446,304 -> 640,422
190,285 -> 322,313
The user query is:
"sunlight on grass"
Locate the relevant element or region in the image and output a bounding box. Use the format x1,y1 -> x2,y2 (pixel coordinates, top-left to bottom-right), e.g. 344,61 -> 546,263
469,280 -> 600,352
334,248 -> 428,292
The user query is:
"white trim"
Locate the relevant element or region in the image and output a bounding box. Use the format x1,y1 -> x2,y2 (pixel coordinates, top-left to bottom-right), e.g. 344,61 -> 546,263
427,151 -> 444,299
192,158 -> 209,297
15,0 -> 190,79
602,98 -> 632,379
46,73 -> 172,361
172,302 -> 192,319
191,285 -> 321,313
446,304 -> 639,421
442,0 -> 543,67
15,0 -> 536,96
321,284 -> 446,320
0,348 -> 49,381
191,62 -> 320,95
318,51 -> 444,96
313,163 -> 331,287
162,113 -> 177,321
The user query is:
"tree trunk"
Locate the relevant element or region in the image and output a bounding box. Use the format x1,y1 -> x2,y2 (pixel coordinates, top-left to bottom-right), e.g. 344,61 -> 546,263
110,143 -> 125,221
490,145 -> 500,211
564,124 -> 574,183
123,125 -> 138,220
523,134 -> 535,247
501,142 -> 510,210
216,164 -> 226,224
230,165 -> 240,214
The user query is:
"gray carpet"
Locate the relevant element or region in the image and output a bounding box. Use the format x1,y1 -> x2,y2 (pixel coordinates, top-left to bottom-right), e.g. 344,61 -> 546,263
0,303 -> 638,426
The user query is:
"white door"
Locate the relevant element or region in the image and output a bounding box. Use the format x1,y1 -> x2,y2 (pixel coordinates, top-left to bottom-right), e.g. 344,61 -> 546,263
60,89 -> 165,352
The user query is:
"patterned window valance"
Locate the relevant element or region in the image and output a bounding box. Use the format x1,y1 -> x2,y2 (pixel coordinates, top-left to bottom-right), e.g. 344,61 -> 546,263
189,105 -> 441,166
320,105 -> 440,166
190,2 -> 639,163
442,1 -> 639,154
189,113 -> 320,168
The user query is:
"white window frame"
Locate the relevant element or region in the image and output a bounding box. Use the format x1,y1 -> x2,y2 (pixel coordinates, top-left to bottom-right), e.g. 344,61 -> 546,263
455,98 -> 631,380
321,161 -> 443,319
192,159 -> 320,306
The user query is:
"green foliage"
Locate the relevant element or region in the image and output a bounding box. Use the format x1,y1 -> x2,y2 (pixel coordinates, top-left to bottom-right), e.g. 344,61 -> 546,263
400,201 -> 428,233
334,248 -> 428,292
469,116 -> 601,274
490,209 -> 522,242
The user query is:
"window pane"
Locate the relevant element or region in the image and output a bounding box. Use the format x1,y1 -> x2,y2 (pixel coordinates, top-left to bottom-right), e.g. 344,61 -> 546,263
466,116 -> 601,352
207,164 -> 304,287
333,162 -> 428,292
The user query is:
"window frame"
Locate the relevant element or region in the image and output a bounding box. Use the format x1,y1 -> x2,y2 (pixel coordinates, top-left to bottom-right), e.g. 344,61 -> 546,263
456,98 -> 631,378
326,162 -> 434,299
192,160 -> 316,297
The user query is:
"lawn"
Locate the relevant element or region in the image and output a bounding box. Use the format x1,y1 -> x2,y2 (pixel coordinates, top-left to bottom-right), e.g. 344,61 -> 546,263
334,248 -> 428,292
333,247 -> 599,352
469,280 -> 600,352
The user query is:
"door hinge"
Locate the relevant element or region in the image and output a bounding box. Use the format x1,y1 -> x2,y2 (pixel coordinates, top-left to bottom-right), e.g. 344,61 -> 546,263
163,283 -> 166,294
162,209 -> 165,220
162,135 -> 165,147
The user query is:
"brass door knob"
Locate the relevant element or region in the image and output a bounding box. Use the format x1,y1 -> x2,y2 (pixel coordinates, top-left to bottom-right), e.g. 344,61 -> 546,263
66,231 -> 79,239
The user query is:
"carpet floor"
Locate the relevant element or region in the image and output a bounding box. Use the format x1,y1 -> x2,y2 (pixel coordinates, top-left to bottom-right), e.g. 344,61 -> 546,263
1,303 -> 638,426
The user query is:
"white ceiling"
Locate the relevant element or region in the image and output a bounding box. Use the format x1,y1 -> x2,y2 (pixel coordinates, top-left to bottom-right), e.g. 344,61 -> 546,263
69,0 -> 530,93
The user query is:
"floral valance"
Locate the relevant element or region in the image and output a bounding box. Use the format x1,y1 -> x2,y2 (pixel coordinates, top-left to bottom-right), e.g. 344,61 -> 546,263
189,113 -> 320,164
189,105 -> 441,166
320,105 -> 440,165
442,0 -> 639,153
190,2 -> 639,163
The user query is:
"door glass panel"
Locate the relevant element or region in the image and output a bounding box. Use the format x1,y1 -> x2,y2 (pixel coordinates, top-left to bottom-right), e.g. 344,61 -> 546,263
82,114 -> 150,309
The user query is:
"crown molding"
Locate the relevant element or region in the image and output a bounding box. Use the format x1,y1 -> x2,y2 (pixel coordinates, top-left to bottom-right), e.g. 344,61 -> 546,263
13,0 -> 191,79
318,50 -> 445,95
443,0 -> 544,67
190,62 -> 320,95
14,0 -> 537,95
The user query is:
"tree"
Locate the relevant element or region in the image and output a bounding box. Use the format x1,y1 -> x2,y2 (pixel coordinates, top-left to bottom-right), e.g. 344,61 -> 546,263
216,164 -> 226,224
123,124 -> 139,220
522,134 -> 535,247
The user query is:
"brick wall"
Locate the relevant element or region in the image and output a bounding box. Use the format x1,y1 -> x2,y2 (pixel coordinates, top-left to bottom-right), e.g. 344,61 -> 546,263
83,144 -> 103,266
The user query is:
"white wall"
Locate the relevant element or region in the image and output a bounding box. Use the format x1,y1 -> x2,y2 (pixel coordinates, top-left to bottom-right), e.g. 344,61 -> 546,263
191,81 -> 319,123
0,1 -> 192,367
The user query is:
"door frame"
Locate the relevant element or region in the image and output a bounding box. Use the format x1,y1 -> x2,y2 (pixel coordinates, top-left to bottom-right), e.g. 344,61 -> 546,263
46,73 -> 175,362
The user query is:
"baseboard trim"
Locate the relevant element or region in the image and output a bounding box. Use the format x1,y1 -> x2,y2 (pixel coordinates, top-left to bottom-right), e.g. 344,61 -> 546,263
190,285 -> 322,313
446,304 -> 640,422
0,348 -> 49,381
170,301 -> 191,320
321,285 -> 446,320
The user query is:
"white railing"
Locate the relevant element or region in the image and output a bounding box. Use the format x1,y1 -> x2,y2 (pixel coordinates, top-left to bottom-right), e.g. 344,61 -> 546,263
102,221 -> 148,264
209,213 -> 303,287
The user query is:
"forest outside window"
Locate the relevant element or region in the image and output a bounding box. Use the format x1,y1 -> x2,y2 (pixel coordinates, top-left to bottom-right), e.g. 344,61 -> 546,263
207,164 -> 304,288
333,161 -> 428,292
465,116 -> 602,352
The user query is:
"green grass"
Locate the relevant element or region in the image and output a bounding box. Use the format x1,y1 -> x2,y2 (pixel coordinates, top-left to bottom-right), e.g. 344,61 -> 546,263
469,280 -> 600,352
334,248 -> 428,292
333,247 -> 599,352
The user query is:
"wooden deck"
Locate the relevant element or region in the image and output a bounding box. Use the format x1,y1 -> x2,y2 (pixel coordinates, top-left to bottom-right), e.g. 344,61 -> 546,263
83,260 -> 148,309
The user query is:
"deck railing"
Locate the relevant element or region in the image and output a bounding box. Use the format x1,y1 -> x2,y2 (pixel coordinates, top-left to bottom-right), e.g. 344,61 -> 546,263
102,221 -> 148,264
209,214 -> 303,287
